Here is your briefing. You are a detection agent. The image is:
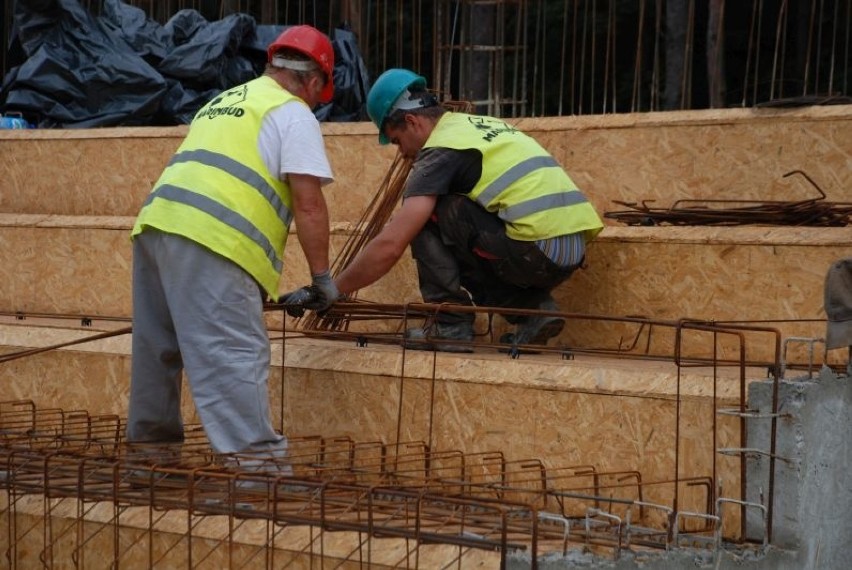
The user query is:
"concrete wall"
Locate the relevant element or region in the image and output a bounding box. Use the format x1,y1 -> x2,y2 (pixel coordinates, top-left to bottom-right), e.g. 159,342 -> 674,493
745,365 -> 852,570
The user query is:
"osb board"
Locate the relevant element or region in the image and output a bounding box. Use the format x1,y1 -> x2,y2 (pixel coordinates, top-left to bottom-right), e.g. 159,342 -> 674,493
2,107 -> 849,224
0,127 -> 184,218
559,233 -> 852,364
514,106 -> 852,214
2,214 -> 847,367
276,339 -> 747,401
270,341 -> 747,532
0,215 -> 384,317
0,220 -> 134,316
574,234 -> 844,323
0,346 -> 132,418
0,122 -> 396,226
0,319 -> 746,414
272,352 -> 742,514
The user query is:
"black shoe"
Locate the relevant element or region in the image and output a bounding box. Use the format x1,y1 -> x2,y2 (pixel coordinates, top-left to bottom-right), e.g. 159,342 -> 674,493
499,300 -> 565,353
404,321 -> 474,353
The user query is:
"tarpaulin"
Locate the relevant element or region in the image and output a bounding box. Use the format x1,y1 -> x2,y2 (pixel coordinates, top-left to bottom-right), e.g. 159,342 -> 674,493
0,0 -> 371,127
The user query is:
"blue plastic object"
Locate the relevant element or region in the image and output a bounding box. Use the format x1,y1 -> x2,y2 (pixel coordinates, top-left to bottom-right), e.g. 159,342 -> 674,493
0,114 -> 31,129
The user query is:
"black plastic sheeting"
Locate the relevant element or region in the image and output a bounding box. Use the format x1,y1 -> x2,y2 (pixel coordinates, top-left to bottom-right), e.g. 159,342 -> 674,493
0,0 -> 371,127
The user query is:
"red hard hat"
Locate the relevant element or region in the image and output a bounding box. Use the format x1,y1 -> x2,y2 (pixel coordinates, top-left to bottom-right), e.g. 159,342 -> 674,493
267,25 -> 335,104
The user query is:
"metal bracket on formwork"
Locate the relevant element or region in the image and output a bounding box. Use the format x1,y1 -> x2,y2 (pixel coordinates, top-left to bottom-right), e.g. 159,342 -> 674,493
15,311 -> 25,320
355,336 -> 368,347
716,408 -> 790,420
624,500 -> 674,551
715,495 -> 769,565
561,350 -> 574,360
780,336 -> 824,379
81,316 -> 92,327
716,496 -> 769,547
539,512 -> 572,555
672,510 -> 720,550
585,508 -> 623,560
717,447 -> 792,464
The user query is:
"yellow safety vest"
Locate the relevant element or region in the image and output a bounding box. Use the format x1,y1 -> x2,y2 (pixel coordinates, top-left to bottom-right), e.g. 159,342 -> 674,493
132,76 -> 300,297
423,113 -> 603,242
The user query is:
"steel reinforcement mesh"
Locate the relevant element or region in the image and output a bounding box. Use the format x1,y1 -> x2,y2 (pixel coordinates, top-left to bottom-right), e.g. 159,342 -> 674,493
0,400 -> 767,569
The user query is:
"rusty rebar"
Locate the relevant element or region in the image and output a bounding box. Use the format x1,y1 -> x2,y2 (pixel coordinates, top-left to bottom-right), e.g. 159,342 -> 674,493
604,170 -> 851,227
3,404 -> 746,568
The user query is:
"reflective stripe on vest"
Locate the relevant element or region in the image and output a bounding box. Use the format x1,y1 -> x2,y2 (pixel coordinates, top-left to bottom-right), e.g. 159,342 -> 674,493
501,189 -> 591,222
132,76 -> 298,296
476,156 -> 560,205
423,113 -> 604,241
476,155 -> 590,222
142,184 -> 283,274
167,148 -> 293,228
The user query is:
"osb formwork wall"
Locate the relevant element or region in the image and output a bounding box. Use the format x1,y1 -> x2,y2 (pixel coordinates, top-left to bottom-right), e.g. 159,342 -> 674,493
274,339 -> 744,514
1,106 -> 849,216
524,106 -> 851,207
560,227 -> 851,366
0,124 -> 397,223
1,106 -> 849,360
4,218 -> 845,364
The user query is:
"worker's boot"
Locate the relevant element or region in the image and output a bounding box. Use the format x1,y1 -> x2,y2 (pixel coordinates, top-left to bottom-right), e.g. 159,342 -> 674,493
499,298 -> 565,353
405,321 -> 475,353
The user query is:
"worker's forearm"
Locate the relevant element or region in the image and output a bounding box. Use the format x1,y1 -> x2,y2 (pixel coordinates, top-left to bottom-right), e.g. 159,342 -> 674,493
335,241 -> 402,295
288,174 -> 333,277
294,208 -> 331,275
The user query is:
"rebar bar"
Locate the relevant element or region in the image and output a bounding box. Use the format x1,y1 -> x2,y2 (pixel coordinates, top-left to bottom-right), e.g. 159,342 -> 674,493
604,170 -> 851,227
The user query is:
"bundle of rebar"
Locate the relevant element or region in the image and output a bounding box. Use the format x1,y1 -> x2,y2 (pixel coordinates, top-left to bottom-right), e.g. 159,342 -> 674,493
604,170 -> 851,227
300,152 -> 412,332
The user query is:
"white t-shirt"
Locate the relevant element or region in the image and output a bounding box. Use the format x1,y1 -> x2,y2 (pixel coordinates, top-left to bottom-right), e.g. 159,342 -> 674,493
258,100 -> 334,186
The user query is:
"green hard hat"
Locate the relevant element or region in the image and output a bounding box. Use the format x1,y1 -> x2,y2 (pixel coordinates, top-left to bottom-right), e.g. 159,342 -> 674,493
366,68 -> 427,144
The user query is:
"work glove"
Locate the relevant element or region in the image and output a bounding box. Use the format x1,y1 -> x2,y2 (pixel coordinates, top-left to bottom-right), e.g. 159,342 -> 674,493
278,270 -> 341,318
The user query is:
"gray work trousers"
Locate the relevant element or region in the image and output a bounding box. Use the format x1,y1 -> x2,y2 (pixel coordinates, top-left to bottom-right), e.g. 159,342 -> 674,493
127,230 -> 287,460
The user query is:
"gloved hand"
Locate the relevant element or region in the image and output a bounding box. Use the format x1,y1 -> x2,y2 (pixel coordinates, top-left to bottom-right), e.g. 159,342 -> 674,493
278,286 -> 316,318
278,270 -> 340,318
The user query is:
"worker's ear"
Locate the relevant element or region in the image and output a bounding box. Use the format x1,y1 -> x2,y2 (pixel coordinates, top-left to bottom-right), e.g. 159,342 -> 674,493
404,112 -> 419,129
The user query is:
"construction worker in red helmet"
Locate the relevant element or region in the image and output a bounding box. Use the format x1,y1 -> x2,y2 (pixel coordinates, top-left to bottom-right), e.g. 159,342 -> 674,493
285,67 -> 604,353
127,25 -> 338,473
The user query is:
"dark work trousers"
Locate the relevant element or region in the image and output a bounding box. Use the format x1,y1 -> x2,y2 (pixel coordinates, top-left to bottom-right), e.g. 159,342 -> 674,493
409,194 -> 578,325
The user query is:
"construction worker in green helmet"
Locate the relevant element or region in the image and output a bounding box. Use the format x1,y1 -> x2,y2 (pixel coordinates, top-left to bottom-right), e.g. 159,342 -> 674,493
284,67 -> 604,352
